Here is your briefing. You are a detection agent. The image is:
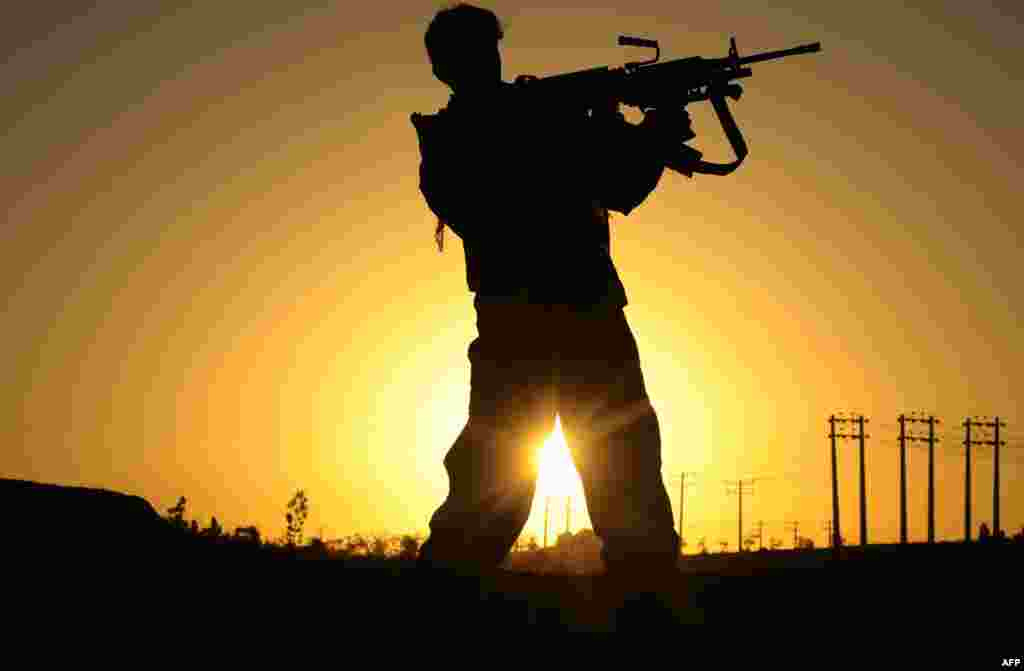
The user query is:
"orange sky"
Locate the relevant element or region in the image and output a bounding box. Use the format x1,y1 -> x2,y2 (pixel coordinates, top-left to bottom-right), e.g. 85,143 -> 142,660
2,1 -> 1021,548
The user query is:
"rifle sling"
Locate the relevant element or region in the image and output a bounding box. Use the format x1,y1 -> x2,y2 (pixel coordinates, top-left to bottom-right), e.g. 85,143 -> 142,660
688,93 -> 749,177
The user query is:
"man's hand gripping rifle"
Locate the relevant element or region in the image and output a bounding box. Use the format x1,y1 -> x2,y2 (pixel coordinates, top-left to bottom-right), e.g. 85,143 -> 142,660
511,36 -> 822,177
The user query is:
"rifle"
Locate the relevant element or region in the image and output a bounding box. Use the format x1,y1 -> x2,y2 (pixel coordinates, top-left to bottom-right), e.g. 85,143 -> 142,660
509,36 -> 822,177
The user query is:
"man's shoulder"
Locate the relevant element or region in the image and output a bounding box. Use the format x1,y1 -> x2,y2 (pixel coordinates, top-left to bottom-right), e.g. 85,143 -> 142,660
413,82 -> 517,124
411,108 -> 452,153
410,108 -> 447,131
411,91 -> 456,130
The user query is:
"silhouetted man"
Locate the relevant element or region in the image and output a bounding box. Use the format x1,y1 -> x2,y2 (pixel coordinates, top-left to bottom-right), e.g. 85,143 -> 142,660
412,4 -> 687,580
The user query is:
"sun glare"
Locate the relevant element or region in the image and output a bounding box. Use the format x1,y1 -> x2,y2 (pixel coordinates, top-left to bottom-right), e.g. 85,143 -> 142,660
536,416 -> 584,499
520,415 -> 592,544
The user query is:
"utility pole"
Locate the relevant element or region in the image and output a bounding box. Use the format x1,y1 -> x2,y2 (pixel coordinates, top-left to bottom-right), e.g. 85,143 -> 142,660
898,414 -> 908,544
676,472 -> 695,553
680,474 -> 685,543
858,415 -> 868,546
963,417 -> 1007,539
785,520 -> 800,548
900,413 -> 941,543
753,520 -> 765,551
544,496 -> 550,548
738,485 -> 743,551
927,415 -> 937,543
671,473 -> 696,557
725,479 -> 759,552
830,414 -> 870,547
828,415 -> 840,551
964,418 -> 973,542
565,496 -> 572,535
995,417 -> 1004,536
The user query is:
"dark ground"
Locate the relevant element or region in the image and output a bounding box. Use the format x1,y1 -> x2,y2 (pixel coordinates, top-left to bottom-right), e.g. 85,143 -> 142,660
6,477 -> 1020,631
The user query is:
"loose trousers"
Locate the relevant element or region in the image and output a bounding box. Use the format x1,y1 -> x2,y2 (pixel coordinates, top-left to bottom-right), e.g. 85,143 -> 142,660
419,297 -> 680,575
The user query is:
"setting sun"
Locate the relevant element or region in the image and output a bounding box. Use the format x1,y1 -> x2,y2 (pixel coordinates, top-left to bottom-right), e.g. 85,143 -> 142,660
536,416 -> 582,499
521,416 -> 593,544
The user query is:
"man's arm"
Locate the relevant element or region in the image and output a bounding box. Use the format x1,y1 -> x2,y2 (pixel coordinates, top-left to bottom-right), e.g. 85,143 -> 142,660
412,111 -> 496,243
589,106 -> 694,216
412,113 -> 459,223
591,111 -> 665,216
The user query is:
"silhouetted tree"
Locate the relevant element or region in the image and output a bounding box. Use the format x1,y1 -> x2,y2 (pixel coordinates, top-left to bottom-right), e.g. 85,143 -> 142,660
743,537 -> 755,552
559,529 -> 604,573
370,536 -> 389,557
526,535 -> 539,552
769,537 -> 783,550
190,520 -> 199,535
697,537 -> 708,555
796,536 -> 815,550
979,522 -> 991,542
556,531 -> 574,549
308,537 -> 328,559
719,540 -> 729,553
346,534 -> 369,556
166,496 -> 187,531
234,525 -> 261,544
332,536 -> 347,554
204,516 -> 222,539
400,534 -> 420,559
285,489 -> 309,547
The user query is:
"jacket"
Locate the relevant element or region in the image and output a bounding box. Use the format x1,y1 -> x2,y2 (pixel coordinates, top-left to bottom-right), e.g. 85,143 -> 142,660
412,81 -> 666,308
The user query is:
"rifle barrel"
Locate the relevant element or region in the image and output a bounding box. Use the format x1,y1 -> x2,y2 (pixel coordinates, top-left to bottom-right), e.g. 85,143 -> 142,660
738,42 -> 821,66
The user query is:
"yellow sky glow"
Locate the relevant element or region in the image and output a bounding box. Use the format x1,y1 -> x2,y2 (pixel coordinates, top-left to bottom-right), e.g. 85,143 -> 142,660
2,2 -> 1021,549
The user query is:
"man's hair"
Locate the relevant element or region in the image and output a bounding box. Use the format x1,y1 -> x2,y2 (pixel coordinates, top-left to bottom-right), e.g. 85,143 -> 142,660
424,3 -> 504,70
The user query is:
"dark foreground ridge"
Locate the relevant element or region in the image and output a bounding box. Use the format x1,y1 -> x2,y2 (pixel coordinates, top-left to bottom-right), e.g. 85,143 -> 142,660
5,478 -> 1019,630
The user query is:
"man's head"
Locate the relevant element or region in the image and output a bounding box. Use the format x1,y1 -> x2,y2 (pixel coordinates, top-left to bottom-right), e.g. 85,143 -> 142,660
425,4 -> 504,94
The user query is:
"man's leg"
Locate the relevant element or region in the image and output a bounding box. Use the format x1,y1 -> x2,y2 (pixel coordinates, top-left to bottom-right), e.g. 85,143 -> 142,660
556,307 -> 680,578
419,301 -> 557,573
